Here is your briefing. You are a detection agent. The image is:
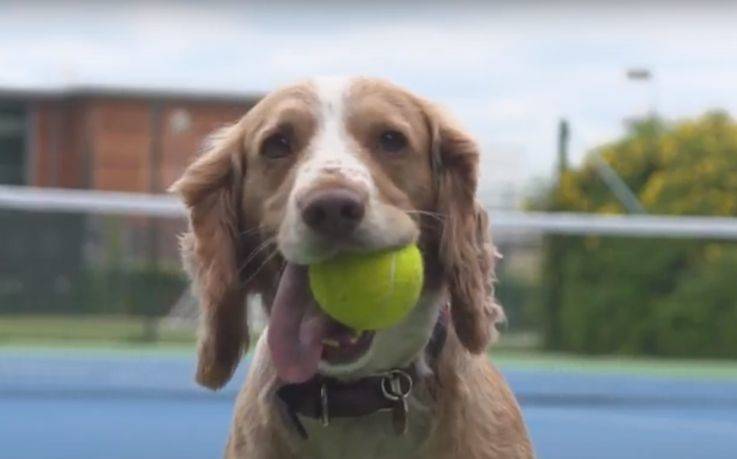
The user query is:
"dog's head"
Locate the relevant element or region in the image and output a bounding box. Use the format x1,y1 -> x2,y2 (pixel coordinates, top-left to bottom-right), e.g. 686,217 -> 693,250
171,77 -> 503,389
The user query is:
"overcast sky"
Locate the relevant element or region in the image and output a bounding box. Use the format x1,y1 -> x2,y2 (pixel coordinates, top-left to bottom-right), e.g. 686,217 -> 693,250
3,1 -> 737,196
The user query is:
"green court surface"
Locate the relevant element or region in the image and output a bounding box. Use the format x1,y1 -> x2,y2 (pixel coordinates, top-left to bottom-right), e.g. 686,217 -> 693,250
492,349 -> 737,381
3,341 -> 737,382
0,315 -> 195,345
4,314 -> 737,381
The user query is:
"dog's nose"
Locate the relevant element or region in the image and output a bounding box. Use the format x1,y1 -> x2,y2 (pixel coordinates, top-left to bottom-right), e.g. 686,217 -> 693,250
300,188 -> 366,237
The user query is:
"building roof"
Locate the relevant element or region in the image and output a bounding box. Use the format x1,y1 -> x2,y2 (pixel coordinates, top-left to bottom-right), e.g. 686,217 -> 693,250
0,86 -> 262,104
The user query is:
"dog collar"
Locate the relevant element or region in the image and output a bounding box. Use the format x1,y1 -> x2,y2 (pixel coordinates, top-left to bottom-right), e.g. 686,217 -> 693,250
275,304 -> 449,439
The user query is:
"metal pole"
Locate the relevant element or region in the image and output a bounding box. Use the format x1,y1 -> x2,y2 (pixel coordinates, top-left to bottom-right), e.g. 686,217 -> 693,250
543,119 -> 570,350
591,154 -> 646,214
145,101 -> 164,341
558,119 -> 569,176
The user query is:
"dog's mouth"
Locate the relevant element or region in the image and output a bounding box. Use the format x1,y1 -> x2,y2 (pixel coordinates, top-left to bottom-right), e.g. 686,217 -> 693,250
267,263 -> 375,384
320,322 -> 374,365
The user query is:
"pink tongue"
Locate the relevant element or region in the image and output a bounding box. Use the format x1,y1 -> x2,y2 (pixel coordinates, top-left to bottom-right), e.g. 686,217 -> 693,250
267,263 -> 330,383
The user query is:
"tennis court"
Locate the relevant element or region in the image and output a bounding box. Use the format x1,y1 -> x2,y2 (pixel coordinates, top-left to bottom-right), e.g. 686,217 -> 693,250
2,347 -> 736,459
3,183 -> 737,459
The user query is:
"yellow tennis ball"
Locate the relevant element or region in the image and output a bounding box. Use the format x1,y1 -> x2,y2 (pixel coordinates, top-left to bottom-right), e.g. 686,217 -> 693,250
308,245 -> 424,331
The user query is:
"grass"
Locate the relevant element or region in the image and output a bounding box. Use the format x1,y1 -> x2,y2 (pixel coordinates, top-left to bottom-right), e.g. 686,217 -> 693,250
2,315 -> 737,380
0,314 -> 195,347
490,349 -> 737,380
492,330 -> 737,380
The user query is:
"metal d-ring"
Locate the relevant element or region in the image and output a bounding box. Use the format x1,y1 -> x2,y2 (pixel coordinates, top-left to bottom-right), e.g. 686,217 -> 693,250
320,383 -> 330,427
380,369 -> 413,402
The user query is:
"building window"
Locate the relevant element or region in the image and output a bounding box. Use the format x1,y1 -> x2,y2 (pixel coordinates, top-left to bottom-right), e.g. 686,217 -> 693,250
169,108 -> 192,135
0,102 -> 27,185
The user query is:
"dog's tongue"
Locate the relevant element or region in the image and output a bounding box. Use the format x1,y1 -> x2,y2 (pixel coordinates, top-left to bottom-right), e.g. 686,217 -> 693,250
267,263 -> 330,384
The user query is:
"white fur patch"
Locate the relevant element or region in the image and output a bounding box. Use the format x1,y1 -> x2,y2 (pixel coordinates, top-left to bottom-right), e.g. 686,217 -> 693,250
292,76 -> 374,196
278,75 -> 418,263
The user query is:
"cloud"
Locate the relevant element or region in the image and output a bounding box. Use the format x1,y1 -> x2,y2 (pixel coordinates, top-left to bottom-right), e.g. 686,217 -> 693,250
2,2 -> 737,190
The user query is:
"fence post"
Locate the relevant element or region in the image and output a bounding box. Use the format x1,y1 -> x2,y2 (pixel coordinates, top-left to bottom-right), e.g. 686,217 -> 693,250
543,119 -> 569,349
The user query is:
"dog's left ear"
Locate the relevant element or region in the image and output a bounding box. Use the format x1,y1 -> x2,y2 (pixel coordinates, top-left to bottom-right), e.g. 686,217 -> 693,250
425,105 -> 504,353
169,124 -> 250,389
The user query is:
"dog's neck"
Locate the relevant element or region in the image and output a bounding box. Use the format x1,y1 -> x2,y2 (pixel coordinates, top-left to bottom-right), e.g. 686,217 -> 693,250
277,296 -> 449,459
276,304 -> 449,440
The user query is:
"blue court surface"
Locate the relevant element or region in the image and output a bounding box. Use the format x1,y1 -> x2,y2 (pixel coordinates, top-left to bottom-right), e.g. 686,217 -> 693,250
2,348 -> 736,459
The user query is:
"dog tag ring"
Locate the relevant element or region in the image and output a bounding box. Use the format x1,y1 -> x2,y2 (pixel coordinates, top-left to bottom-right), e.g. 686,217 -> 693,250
320,383 -> 330,427
380,370 -> 413,435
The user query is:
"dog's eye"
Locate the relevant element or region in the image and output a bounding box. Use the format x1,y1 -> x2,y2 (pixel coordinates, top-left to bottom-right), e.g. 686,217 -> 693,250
378,130 -> 407,153
260,133 -> 292,159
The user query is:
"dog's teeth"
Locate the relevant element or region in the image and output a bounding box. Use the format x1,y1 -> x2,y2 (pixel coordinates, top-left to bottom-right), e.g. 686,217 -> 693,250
348,333 -> 361,345
322,338 -> 340,348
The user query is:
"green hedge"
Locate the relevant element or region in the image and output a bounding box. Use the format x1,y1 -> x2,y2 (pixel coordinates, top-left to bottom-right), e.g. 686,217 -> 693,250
71,264 -> 187,317
1,210 -> 187,319
536,112 -> 737,358
2,261 -> 187,318
551,237 -> 737,357
496,269 -> 541,332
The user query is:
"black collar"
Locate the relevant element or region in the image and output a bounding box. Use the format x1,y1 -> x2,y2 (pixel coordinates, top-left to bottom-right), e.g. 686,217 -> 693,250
276,305 -> 449,439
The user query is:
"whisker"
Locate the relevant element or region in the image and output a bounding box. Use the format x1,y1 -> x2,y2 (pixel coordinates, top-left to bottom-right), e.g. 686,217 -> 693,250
405,210 -> 445,222
239,237 -> 276,274
238,226 -> 262,238
242,248 -> 280,286
417,220 -> 439,231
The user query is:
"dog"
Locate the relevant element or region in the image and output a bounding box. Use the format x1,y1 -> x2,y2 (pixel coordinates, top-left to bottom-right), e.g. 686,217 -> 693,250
171,77 -> 533,459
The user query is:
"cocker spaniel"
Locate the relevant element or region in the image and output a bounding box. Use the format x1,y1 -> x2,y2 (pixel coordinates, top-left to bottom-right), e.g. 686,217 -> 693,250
171,77 -> 533,459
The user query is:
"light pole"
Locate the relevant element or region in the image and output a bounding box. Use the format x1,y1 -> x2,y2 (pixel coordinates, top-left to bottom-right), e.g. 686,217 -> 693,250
580,68 -> 652,215
626,67 -> 657,118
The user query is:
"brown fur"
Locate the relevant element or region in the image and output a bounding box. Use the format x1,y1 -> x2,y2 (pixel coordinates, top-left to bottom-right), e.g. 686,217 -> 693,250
170,83 -> 318,388
171,77 -> 533,457
170,124 -> 250,389
432,116 -> 504,353
421,329 -> 533,458
222,330 -> 533,458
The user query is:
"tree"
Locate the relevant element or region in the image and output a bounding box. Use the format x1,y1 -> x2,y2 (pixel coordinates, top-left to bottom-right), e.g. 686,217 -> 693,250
537,112 -> 737,357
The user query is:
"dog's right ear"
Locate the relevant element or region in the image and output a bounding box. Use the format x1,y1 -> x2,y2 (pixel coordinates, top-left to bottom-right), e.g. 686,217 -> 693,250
169,124 -> 249,390
422,102 -> 505,354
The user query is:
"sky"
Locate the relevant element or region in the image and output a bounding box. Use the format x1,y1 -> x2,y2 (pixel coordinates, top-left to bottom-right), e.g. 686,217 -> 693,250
2,1 -> 737,200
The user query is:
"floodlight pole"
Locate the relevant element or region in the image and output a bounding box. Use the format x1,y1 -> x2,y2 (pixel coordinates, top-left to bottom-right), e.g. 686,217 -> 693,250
626,67 -> 657,118
558,119 -> 569,176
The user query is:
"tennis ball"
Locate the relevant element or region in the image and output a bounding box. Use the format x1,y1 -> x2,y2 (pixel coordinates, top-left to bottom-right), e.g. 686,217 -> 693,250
308,245 -> 424,331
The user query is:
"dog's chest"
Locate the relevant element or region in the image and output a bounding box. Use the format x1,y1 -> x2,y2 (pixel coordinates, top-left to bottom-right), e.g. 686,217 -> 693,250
295,399 -> 433,459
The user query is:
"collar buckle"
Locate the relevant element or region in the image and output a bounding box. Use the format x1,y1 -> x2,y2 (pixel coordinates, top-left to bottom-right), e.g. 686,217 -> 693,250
277,305 -> 449,439
379,369 -> 412,435
379,369 -> 413,401
320,383 -> 330,427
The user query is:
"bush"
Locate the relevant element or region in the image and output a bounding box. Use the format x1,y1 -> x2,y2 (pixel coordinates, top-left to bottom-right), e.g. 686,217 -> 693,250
123,264 -> 187,318
537,112 -> 737,358
496,268 -> 541,332
72,264 -> 187,318
651,245 -> 737,357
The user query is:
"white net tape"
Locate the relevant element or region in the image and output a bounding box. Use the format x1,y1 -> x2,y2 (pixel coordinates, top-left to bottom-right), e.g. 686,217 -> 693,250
0,185 -> 184,218
2,184 -> 737,240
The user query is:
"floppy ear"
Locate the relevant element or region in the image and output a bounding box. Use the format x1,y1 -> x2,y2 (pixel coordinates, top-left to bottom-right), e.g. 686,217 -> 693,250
170,124 -> 250,389
428,109 -> 505,353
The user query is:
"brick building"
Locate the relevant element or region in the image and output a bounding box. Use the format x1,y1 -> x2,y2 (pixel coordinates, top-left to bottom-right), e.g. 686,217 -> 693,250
0,87 -> 260,191
0,88 -> 260,314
